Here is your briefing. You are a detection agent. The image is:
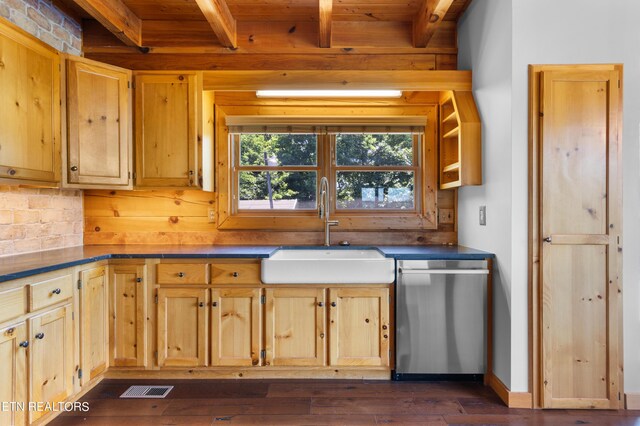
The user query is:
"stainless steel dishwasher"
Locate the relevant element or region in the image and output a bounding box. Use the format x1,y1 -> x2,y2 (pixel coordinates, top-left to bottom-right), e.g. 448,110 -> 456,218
394,259 -> 489,380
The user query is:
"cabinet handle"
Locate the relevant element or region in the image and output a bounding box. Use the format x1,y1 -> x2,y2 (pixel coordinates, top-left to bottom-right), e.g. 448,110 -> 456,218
212,301 -> 218,307
198,302 -> 204,308
331,302 -> 337,307
136,277 -> 142,283
6,328 -> 14,335
19,341 -> 29,348
177,272 -> 185,278
70,165 -> 78,172
232,272 -> 239,278
383,334 -> 388,339
8,169 -> 17,176
318,302 -> 324,307
382,325 -> 388,330
543,237 -> 552,243
35,333 -> 45,340
51,288 -> 62,295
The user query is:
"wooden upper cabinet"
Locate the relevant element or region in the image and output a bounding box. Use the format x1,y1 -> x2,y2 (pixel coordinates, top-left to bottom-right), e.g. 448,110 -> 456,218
329,287 -> 390,367
0,19 -> 60,185
439,91 -> 482,189
65,56 -> 132,188
134,72 -> 202,188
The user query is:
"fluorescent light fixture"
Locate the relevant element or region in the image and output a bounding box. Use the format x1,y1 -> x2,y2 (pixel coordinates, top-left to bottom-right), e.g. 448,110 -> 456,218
255,90 -> 402,98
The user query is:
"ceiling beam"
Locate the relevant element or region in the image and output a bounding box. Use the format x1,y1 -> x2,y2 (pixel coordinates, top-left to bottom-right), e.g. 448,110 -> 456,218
413,0 -> 455,48
194,0 -> 237,48
71,0 -> 142,47
319,0 -> 332,48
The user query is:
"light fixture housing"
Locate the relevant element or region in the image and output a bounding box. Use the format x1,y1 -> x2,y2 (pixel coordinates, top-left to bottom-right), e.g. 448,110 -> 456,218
255,90 -> 403,98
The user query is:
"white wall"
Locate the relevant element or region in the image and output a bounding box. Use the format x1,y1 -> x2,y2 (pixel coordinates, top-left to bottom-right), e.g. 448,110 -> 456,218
459,0 -> 640,394
457,0 -> 515,388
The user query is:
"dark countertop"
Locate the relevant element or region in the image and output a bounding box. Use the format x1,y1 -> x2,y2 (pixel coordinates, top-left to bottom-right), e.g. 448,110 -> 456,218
0,244 -> 494,283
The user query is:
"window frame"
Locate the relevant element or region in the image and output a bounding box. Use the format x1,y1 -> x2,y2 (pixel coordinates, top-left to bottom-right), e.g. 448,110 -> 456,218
215,105 -> 438,231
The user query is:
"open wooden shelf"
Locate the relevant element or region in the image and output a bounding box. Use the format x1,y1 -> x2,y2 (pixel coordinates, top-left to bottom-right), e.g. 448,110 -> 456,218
438,91 -> 482,189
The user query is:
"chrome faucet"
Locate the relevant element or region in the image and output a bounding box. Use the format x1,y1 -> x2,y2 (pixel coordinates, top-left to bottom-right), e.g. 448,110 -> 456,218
319,177 -> 339,246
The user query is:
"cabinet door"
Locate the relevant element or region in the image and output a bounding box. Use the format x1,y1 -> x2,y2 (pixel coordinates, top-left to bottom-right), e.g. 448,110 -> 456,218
135,73 -> 200,187
0,323 -> 27,426
329,288 -> 390,367
29,304 -> 74,423
211,288 -> 261,366
80,266 -> 108,385
0,20 -> 60,184
110,264 -> 147,367
66,57 -> 131,187
265,288 -> 326,366
157,288 -> 207,367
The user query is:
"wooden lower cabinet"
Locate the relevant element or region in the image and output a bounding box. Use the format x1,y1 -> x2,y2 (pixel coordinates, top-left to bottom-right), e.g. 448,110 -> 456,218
157,288 -> 208,367
110,264 -> 147,367
265,288 -> 326,366
0,323 -> 28,426
80,266 -> 108,385
329,288 -> 390,367
29,304 -> 74,423
210,288 -> 261,366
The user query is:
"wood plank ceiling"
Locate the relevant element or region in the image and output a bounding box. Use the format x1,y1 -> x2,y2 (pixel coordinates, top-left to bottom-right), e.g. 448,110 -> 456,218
54,0 -> 473,70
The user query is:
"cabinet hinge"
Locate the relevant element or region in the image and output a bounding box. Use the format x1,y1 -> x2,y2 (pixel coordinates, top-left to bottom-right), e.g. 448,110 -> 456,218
539,112 -> 544,118
128,81 -> 131,89
261,295 -> 266,305
260,350 -> 266,359
78,369 -> 83,380
72,376 -> 74,385
132,172 -> 137,179
77,279 -> 82,290
618,80 -> 621,89
72,311 -> 74,321
128,171 -> 131,179
619,392 -> 621,401
155,294 -> 158,304
154,351 -> 158,359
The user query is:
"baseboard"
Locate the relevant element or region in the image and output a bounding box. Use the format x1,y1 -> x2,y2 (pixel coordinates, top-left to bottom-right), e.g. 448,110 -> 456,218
626,393 -> 640,409
486,371 -> 533,408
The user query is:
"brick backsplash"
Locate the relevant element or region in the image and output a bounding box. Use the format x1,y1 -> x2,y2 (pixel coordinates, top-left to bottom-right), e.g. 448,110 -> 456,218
1,0 -> 82,54
0,186 -> 84,256
1,1 -> 84,256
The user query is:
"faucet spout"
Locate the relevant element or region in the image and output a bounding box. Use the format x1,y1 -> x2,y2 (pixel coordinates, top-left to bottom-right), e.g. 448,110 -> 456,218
319,177 -> 338,246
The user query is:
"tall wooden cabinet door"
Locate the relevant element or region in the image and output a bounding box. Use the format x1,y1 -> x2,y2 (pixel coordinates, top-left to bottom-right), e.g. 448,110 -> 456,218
264,288 -> 326,366
66,57 -> 131,187
0,323 -> 28,426
329,288 -> 390,367
0,20 -> 60,184
80,266 -> 108,385
540,70 -> 621,409
110,264 -> 147,367
134,73 -> 200,187
210,288 -> 261,366
29,304 -> 74,423
157,288 -> 208,367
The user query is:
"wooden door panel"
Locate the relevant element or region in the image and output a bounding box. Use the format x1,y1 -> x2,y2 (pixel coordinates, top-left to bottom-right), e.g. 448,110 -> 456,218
67,59 -> 131,186
157,288 -> 207,367
211,288 -> 261,366
539,69 -> 620,409
265,288 -> 325,366
81,266 -> 108,384
110,265 -> 147,367
0,323 -> 27,426
329,288 -> 389,367
29,304 -> 74,422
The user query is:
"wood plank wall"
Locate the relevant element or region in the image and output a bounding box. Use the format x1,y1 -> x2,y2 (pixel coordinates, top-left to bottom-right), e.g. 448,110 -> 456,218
83,189 -> 456,245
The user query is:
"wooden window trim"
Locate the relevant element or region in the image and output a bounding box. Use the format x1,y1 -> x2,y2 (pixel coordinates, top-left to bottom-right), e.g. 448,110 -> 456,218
215,105 -> 438,231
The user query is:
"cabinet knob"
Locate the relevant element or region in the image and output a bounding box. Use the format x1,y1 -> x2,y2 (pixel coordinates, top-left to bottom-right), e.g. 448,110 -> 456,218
7,169 -> 16,176
318,302 -> 324,307
70,165 -> 78,172
177,272 -> 185,278
383,334 -> 388,339
51,288 -> 62,295
232,272 -> 239,278
136,277 -> 142,283
212,301 -> 218,307
331,302 -> 337,307
35,333 -> 45,340
198,302 -> 204,308
543,237 -> 552,243
19,341 -> 29,348
6,328 -> 14,335
382,325 -> 388,330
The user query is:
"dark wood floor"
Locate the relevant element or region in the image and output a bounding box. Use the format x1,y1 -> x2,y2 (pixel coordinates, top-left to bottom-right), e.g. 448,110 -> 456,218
50,379 -> 640,425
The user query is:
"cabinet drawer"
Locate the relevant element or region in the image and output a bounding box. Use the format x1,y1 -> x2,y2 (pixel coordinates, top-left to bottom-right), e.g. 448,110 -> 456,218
212,262 -> 261,284
0,287 -> 27,324
157,264 -> 209,284
29,274 -> 73,312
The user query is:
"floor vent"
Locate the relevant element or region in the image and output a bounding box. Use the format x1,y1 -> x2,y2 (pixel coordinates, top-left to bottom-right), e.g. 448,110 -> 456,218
120,385 -> 174,399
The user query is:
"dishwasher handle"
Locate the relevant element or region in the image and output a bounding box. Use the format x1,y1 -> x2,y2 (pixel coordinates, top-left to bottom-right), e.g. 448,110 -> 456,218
398,268 -> 489,275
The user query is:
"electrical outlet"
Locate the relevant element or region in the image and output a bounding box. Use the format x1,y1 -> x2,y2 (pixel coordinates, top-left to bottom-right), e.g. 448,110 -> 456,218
208,208 -> 215,223
479,205 -> 486,226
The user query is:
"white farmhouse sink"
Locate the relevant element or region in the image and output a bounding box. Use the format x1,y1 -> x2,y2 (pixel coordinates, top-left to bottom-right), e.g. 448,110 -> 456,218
261,248 -> 395,284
